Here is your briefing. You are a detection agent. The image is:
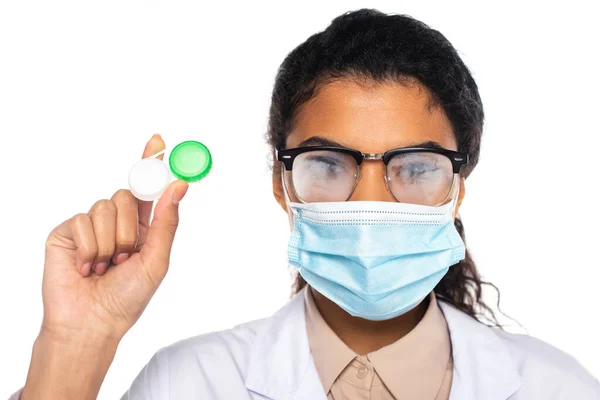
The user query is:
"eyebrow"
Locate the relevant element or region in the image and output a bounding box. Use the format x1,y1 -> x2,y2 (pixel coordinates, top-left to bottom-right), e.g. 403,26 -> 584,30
296,135 -> 446,151
297,136 -> 344,147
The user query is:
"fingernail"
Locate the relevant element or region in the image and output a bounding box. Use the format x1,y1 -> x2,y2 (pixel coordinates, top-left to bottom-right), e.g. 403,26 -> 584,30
172,182 -> 189,205
114,253 -> 129,264
82,262 -> 92,276
95,262 -> 108,275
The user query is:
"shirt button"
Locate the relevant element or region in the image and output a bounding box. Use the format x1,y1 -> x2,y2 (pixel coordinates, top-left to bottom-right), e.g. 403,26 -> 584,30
357,366 -> 368,378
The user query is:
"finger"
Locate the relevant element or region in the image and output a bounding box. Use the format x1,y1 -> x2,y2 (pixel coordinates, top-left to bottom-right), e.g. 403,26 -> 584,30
88,200 -> 117,275
139,180 -> 188,287
111,189 -> 139,264
69,213 -> 98,277
138,134 -> 166,229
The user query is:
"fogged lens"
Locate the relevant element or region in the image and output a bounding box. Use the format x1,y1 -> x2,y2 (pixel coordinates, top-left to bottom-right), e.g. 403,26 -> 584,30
386,152 -> 454,206
288,150 -> 358,202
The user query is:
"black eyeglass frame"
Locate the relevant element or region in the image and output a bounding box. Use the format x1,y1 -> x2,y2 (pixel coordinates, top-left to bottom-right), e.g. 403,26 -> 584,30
276,145 -> 469,173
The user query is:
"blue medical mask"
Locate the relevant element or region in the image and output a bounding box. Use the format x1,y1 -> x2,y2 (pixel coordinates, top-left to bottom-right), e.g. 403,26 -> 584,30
286,198 -> 465,321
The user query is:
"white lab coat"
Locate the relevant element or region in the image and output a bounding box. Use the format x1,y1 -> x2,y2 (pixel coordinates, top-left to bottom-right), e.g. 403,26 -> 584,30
122,287 -> 599,399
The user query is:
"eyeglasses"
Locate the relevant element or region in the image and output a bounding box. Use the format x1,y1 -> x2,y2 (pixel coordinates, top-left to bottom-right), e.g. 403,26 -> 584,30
276,145 -> 468,206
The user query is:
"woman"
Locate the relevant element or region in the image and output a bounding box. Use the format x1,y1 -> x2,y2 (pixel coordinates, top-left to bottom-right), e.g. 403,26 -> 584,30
11,8 -> 599,400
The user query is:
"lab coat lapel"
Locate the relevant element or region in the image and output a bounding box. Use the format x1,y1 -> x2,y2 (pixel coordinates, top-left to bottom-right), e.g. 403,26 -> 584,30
245,287 -> 327,400
439,301 -> 522,400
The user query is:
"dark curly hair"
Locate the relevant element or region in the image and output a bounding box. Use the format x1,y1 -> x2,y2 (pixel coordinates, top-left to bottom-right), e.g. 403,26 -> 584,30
267,8 -> 502,326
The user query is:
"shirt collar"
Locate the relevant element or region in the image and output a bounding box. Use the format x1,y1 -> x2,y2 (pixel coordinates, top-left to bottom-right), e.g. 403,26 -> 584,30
303,286 -> 357,393
304,287 -> 452,398
367,291 -> 452,399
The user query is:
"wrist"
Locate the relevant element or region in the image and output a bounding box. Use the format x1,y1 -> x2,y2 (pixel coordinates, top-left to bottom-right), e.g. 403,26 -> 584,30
22,327 -> 119,400
39,322 -> 121,352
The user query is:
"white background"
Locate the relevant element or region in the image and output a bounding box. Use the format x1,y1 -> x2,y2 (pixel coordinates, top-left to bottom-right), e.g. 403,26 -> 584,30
1,1 -> 599,398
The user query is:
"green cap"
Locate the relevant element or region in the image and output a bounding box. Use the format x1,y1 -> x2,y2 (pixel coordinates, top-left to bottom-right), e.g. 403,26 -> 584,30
168,140 -> 212,182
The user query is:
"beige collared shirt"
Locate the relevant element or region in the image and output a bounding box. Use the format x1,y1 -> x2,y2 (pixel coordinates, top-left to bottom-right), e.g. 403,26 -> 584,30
304,287 -> 453,399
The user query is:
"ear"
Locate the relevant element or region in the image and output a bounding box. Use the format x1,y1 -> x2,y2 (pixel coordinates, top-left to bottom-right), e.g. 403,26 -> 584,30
273,169 -> 288,213
454,177 -> 466,219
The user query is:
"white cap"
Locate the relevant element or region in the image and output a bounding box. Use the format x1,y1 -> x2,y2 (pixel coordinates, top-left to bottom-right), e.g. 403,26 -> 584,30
128,157 -> 171,201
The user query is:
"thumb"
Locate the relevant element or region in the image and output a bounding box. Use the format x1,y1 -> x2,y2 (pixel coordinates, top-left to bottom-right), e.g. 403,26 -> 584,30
139,180 -> 189,279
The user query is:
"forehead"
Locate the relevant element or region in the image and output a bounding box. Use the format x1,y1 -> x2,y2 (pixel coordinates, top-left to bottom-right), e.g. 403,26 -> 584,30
286,79 -> 457,152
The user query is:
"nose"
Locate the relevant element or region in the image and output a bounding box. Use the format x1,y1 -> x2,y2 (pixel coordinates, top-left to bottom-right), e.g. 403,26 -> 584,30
348,160 -> 396,202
